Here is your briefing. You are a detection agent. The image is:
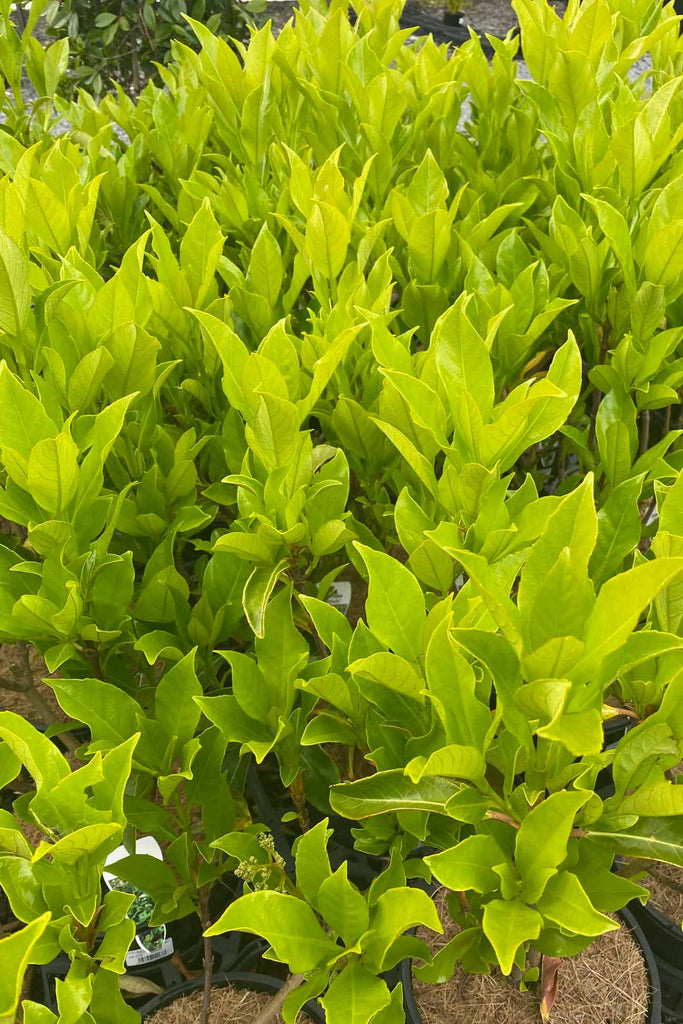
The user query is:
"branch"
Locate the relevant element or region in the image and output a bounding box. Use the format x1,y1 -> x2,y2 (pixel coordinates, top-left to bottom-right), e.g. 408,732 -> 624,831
198,886 -> 214,1024
250,973 -> 306,1024
0,643 -> 79,754
486,810 -> 587,838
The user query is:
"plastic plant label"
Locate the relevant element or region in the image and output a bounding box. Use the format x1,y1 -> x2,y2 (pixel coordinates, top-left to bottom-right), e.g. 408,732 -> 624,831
104,836 -> 174,966
326,581 -> 352,615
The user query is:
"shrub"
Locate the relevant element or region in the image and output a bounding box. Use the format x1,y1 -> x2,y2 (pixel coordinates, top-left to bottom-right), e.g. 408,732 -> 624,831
40,0 -> 260,96
0,0 -> 681,1021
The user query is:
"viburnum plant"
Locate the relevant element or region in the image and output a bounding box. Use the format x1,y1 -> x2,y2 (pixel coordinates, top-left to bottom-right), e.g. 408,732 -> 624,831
0,0 -> 680,1022
0,714 -> 140,1024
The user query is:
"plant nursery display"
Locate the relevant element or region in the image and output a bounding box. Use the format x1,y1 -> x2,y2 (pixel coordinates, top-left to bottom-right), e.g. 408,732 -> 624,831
0,0 -> 682,1022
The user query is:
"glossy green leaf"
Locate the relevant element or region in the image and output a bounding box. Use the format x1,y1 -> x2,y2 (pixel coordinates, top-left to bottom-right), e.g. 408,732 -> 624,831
426,836 -> 505,894
321,964 -> 391,1024
537,871 -> 619,937
0,915 -> 51,1018
482,900 -> 542,976
353,543 -> 425,661
330,770 -> 460,819
205,891 -> 338,972
515,791 -> 592,902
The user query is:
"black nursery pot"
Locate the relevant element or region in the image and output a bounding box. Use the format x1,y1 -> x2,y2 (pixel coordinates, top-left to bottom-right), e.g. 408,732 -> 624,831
38,932 -> 250,1013
627,896 -> 683,1020
400,907 -> 662,1024
443,9 -> 464,25
137,970 -> 326,1021
246,761 -> 386,889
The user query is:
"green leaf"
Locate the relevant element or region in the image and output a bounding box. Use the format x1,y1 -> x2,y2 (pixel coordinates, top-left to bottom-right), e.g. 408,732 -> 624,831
596,389 -> 638,489
154,650 -> 202,751
330,769 -> 460,819
305,202 -> 349,278
248,393 -> 300,471
49,679 -> 141,750
299,593 -> 353,649
249,224 -> 283,306
0,229 -> 30,336
0,742 -> 20,789
321,964 -> 391,1024
190,310 -> 250,416
537,872 -> 619,937
294,819 -> 332,908
573,558 -> 683,683
589,476 -> 643,588
213,531 -> 278,564
619,780 -> 683,817
426,836 -> 505,894
27,433 -> 79,515
0,711 -> 68,793
482,899 -> 542,976
255,584 -> 309,706
518,475 -> 596,624
349,652 -> 424,700
0,915 -> 52,1018
362,887 -> 442,972
318,863 -> 370,945
353,543 -> 425,661
301,715 -> 357,746
205,891 -> 337,972
404,745 -> 486,784
180,198 -> 224,306
515,791 -> 592,903
434,296 -> 494,423
586,817 -> 683,867
68,348 -> 115,413
0,363 -> 57,458
424,616 -> 490,748
242,559 -> 289,639
644,221 -> 683,289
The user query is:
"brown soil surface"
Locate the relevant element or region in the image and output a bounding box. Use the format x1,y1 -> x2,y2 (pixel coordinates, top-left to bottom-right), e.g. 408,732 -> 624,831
0,644 -> 63,726
18,821 -> 44,848
414,889 -> 650,1024
145,983 -> 313,1024
642,862 -> 683,928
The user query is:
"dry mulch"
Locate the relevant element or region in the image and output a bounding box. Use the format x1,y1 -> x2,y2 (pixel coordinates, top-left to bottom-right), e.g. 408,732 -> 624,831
642,862 -> 683,928
414,890 -> 651,1024
145,984 -> 313,1024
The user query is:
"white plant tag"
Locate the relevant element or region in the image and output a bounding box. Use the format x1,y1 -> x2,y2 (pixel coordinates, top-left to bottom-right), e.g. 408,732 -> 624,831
326,581 -> 352,615
104,836 -> 174,967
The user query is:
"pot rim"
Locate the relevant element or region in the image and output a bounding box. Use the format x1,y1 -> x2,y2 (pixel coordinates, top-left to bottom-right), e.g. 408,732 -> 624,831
400,906 -> 662,1024
138,969 -> 325,1022
629,890 -> 683,945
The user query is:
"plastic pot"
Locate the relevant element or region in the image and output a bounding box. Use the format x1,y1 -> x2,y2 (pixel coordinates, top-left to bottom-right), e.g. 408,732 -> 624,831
443,10 -> 465,25
247,762 -> 386,889
628,896 -> 683,1020
136,970 -> 326,1021
400,906 -> 662,1024
38,933 -> 250,1013
596,715 -> 633,792
603,714 -> 633,747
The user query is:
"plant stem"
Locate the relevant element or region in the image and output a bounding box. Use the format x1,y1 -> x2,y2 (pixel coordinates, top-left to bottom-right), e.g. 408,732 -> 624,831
198,886 -> 214,1024
639,409 -> 650,454
250,973 -> 305,1024
1,643 -> 79,754
487,809 -> 587,838
289,770 -> 310,831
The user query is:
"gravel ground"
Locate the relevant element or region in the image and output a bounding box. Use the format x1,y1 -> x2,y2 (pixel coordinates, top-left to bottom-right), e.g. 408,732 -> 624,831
264,0 -> 565,36
8,4 -> 653,145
